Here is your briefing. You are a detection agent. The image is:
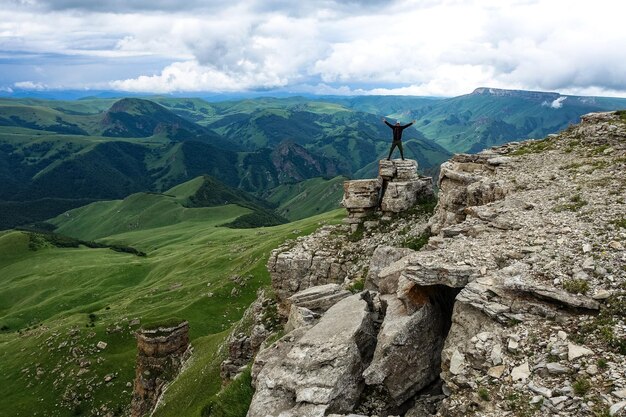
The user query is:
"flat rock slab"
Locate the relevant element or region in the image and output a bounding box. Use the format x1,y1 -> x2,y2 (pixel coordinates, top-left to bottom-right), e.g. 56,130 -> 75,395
288,283 -> 351,313
401,257 -> 480,288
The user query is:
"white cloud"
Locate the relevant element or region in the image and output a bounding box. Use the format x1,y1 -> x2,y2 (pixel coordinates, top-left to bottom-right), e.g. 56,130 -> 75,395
543,96 -> 567,109
14,81 -> 47,90
109,60 -> 289,93
2,0 -> 626,96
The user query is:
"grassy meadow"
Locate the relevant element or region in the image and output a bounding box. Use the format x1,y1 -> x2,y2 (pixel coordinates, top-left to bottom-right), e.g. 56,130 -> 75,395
0,196 -> 344,416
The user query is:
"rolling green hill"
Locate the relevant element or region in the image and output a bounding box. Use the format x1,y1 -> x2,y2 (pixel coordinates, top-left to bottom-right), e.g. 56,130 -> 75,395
0,195 -> 344,417
49,176 -> 286,240
192,97 -> 451,178
100,98 -> 210,140
264,175 -> 347,221
0,97 -> 360,229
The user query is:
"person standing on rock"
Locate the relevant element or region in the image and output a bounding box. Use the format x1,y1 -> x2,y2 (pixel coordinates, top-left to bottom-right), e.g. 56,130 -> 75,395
383,118 -> 416,160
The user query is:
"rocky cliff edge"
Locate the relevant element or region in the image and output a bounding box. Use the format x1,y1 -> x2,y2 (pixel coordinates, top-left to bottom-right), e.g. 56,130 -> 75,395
247,111 -> 625,417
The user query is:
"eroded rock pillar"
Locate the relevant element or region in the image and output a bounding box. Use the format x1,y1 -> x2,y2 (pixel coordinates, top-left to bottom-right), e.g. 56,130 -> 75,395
130,321 -> 190,417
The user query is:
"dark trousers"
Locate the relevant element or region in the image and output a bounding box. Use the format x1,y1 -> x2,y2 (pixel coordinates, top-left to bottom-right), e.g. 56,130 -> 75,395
387,140 -> 404,160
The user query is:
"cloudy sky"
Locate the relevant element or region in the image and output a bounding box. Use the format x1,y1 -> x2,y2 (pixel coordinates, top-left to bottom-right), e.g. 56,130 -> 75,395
1,0 -> 625,96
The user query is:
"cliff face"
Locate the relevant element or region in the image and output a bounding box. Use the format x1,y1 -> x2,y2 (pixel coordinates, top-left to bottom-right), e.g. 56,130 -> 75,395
131,321 -> 191,417
250,159 -> 448,417
268,158 -> 434,311
471,87 -> 561,101
248,111 -> 626,417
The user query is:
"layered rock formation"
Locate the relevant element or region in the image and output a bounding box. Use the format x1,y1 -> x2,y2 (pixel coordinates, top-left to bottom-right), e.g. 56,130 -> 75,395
131,321 -> 191,417
268,159 -> 434,311
248,111 -> 626,417
342,159 -> 433,227
249,159 -> 448,416
429,112 -> 626,416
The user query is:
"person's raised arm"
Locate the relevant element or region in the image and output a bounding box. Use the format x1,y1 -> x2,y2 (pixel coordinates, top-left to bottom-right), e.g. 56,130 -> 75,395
402,119 -> 416,128
383,118 -> 393,128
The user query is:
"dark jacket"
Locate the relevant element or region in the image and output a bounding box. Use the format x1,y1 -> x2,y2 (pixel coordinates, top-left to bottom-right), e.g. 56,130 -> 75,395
385,121 -> 413,142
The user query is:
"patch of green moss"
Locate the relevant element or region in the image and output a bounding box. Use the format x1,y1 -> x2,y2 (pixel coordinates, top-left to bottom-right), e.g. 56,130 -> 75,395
563,279 -> 590,295
347,278 -> 365,293
401,231 -> 430,251
612,217 -> 626,229
478,387 -> 490,401
201,366 -> 254,417
504,392 -> 540,416
142,318 -> 187,332
573,293 -> 626,354
348,223 -> 365,242
573,377 -> 591,396
553,194 -> 587,212
510,138 -> 554,156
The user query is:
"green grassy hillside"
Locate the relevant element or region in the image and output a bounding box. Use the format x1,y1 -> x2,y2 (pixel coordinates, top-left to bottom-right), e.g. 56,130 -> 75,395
0,97 -> 354,229
0,199 -> 344,417
49,176 -> 286,240
264,176 -> 347,221
407,89 -> 626,153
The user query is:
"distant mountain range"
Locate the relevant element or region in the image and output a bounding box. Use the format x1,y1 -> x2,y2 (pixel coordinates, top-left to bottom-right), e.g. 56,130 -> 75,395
1,88 -> 625,229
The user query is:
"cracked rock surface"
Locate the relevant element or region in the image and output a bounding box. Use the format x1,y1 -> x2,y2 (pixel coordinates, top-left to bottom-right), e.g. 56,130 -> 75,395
248,112 -> 626,417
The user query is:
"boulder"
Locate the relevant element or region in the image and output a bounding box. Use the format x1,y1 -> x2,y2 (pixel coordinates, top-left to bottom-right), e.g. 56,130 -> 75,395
285,306 -> 319,333
268,248 -> 346,306
363,294 -> 445,407
365,246 -> 415,291
251,326 -> 310,385
380,181 -> 419,213
248,293 -> 377,417
567,343 -> 594,361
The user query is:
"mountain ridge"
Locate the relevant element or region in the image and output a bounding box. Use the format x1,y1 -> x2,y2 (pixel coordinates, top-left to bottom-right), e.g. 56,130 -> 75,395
1,89 -> 625,229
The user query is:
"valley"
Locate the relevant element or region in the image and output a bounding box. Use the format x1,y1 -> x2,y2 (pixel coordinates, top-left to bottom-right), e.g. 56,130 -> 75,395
0,188 -> 344,416
1,89 -> 625,417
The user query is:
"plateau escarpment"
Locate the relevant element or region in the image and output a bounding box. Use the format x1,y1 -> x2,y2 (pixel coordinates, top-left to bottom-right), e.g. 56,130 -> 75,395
245,112 -> 626,417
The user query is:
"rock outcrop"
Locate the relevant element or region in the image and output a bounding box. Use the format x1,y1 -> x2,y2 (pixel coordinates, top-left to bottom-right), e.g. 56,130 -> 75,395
221,290 -> 276,381
268,159 -> 434,310
248,112 -> 626,417
131,321 -> 191,417
342,159 -> 433,226
430,112 -> 626,416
